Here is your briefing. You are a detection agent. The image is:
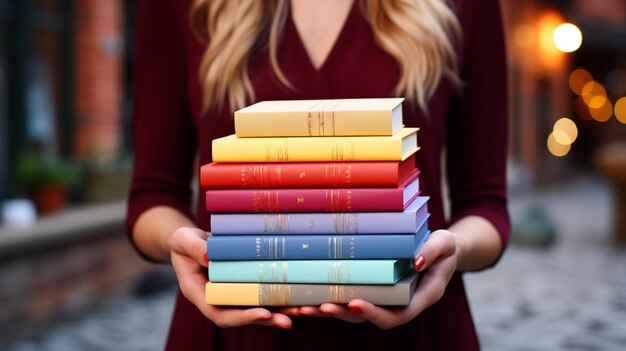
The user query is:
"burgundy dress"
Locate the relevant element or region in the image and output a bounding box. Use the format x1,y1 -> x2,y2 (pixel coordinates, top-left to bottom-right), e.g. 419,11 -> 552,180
127,0 -> 509,349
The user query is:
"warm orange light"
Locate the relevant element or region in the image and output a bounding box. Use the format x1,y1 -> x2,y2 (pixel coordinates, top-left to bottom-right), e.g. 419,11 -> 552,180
615,97 -> 626,124
582,81 -> 607,104
553,23 -> 582,53
513,25 -> 534,48
590,100 -> 613,122
553,130 -> 572,145
537,12 -> 565,68
569,69 -> 593,95
589,95 -> 608,109
547,133 -> 571,157
553,117 -> 578,144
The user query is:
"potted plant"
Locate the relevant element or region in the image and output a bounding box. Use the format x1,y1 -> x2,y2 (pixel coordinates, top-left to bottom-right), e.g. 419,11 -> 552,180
15,152 -> 80,215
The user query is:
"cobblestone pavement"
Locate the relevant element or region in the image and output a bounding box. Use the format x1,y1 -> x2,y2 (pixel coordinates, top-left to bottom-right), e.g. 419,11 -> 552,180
6,177 -> 626,351
465,176 -> 626,351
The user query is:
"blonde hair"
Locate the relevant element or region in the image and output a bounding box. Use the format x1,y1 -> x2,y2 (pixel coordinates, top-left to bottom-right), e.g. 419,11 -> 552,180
191,0 -> 460,112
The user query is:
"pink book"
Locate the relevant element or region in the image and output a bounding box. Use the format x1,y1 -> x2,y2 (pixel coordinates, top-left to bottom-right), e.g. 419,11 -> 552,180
205,172 -> 419,213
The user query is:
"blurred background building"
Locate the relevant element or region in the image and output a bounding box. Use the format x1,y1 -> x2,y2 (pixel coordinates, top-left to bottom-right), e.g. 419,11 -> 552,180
0,0 -> 624,349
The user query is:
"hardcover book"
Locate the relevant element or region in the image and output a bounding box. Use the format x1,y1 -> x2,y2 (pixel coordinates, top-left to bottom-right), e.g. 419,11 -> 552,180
234,98 -> 405,137
205,172 -> 419,213
200,155 -> 417,189
210,196 -> 429,235
205,271 -> 420,306
206,219 -> 429,260
208,259 -> 413,284
211,127 -> 419,163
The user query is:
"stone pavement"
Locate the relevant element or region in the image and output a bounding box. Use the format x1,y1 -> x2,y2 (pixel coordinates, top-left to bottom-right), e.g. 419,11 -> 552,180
465,176 -> 626,351
5,176 -> 626,351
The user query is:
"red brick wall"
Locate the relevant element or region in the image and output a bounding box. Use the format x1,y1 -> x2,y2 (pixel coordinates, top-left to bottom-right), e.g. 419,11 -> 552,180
73,0 -> 124,161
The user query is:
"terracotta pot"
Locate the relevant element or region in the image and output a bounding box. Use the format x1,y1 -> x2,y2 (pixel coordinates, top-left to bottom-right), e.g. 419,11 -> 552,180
29,184 -> 68,215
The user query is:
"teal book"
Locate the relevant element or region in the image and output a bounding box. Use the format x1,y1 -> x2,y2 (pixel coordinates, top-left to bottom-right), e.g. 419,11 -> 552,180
208,259 -> 412,284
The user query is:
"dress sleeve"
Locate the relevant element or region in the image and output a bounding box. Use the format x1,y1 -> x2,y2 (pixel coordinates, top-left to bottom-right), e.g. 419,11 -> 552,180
125,0 -> 196,261
446,0 -> 510,265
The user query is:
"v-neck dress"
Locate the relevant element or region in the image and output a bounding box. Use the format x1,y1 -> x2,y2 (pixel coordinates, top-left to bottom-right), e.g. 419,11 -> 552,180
127,0 -> 509,349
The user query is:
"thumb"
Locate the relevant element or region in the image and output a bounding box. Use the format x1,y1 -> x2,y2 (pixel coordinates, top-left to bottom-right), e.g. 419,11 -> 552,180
170,227 -> 210,268
413,229 -> 456,272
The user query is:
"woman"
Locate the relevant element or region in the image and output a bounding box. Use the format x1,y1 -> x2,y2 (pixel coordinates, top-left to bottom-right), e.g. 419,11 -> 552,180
126,0 -> 509,349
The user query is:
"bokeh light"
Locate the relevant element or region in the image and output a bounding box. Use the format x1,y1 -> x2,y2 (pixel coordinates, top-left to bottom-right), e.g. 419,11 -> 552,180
553,117 -> 578,144
569,69 -> 592,95
589,99 -> 613,122
615,97 -> 626,124
547,133 -> 571,157
552,23 -> 582,53
581,81 -> 607,105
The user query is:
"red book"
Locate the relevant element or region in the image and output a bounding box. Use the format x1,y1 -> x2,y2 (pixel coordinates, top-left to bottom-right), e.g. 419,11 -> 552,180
205,172 -> 420,213
201,155 -> 417,188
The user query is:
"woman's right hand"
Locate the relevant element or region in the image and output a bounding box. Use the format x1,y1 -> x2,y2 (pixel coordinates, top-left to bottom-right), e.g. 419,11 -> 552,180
168,227 -> 295,329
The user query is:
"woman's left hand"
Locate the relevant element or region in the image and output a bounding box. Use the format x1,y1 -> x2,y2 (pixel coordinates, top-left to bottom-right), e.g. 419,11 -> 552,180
299,229 -> 459,329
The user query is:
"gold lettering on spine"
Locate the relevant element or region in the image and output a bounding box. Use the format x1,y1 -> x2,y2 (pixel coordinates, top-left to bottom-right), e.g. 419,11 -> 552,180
252,191 -> 279,212
282,261 -> 288,282
326,190 -> 352,212
267,237 -> 285,260
266,140 -> 288,162
330,140 -> 355,161
259,284 -> 290,306
332,213 -> 358,234
276,214 -> 289,234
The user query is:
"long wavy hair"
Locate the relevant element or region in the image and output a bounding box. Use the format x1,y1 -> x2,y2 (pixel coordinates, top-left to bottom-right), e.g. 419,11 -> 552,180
190,0 -> 460,112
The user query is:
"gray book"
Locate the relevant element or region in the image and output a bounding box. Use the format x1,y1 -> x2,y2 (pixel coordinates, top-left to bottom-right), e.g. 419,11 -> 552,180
205,271 -> 420,306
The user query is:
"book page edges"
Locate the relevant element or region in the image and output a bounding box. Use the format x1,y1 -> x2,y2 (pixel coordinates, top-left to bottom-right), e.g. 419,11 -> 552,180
206,282 -> 260,305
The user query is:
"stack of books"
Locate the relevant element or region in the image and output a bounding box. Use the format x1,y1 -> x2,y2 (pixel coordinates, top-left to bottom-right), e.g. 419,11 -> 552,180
203,98 -> 430,306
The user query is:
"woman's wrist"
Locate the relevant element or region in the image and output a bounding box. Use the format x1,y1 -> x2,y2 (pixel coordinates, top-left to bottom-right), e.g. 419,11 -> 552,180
450,231 -> 467,271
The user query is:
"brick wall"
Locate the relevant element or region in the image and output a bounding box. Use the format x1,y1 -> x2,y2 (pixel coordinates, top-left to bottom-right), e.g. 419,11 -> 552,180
0,232 -> 156,345
73,0 -> 124,161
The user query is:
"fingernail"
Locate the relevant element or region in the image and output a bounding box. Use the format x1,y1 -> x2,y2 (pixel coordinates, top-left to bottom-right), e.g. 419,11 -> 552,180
203,253 -> 209,265
414,256 -> 425,271
273,322 -> 291,330
347,304 -> 363,313
257,314 -> 272,320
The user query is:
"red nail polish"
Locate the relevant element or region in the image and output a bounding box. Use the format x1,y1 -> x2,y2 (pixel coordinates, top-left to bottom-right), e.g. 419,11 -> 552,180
203,252 -> 209,265
347,304 -> 363,313
414,256 -> 425,271
257,315 -> 272,320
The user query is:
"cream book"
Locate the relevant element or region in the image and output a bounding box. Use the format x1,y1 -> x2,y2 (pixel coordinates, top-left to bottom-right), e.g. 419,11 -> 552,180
234,98 -> 405,137
212,127 -> 419,163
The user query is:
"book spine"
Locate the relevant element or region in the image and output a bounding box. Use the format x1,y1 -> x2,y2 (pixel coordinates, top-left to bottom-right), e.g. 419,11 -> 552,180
210,197 -> 429,234
210,212 -> 412,234
205,272 -> 419,306
206,234 -> 419,260
211,131 -> 417,162
200,161 -> 413,188
205,187 -> 410,213
234,110 -> 395,137
208,259 -> 412,284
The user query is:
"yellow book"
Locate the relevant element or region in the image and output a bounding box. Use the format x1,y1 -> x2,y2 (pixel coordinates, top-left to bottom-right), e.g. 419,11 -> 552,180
205,272 -> 420,306
234,98 -> 405,137
212,128 -> 419,163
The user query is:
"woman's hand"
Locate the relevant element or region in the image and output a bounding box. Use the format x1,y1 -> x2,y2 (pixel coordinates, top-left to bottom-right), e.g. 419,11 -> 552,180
168,227 -> 297,329
299,229 -> 458,329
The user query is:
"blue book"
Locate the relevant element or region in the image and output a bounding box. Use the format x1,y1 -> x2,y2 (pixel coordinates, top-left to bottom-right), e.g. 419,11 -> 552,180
208,259 -> 413,284
206,219 -> 429,260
